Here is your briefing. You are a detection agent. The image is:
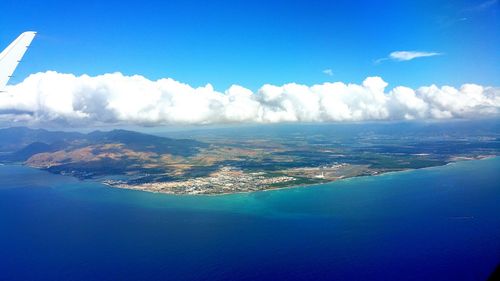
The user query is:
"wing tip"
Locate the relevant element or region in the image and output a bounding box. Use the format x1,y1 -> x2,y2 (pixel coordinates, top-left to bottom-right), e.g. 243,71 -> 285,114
21,31 -> 37,37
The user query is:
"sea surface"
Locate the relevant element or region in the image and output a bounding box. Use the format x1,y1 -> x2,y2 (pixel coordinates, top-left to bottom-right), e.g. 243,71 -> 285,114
0,158 -> 499,281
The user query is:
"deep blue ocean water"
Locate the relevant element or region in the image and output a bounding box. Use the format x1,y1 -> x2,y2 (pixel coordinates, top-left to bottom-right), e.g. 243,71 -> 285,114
0,158 -> 499,281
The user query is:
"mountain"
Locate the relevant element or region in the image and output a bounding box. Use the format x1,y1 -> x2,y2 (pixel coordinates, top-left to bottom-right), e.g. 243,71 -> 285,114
87,129 -> 205,156
0,127 -> 83,152
0,127 -> 208,178
0,142 -> 61,162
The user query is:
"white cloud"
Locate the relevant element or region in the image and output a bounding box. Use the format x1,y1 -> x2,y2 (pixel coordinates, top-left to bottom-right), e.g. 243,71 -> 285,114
475,0 -> 498,11
389,51 -> 442,61
322,69 -> 333,76
376,51 -> 442,63
0,71 -> 498,126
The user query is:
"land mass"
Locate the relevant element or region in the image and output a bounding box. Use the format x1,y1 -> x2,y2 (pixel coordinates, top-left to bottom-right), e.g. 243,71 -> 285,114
0,123 -> 498,195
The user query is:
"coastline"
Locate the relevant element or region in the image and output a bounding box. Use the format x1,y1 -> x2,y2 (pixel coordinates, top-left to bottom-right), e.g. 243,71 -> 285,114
105,155 -> 498,196
2,155 -> 496,197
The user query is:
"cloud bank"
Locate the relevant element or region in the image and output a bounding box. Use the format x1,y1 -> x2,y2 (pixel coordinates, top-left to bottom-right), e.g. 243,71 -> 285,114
0,71 -> 499,126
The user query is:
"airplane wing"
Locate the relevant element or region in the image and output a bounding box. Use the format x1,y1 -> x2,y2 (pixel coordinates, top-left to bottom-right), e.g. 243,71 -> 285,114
0,31 -> 37,91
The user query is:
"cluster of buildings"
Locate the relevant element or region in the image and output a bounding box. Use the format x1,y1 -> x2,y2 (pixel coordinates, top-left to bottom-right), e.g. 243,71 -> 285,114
114,166 -> 296,195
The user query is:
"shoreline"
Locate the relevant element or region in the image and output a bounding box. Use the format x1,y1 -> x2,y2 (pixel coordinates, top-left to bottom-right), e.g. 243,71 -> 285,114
1,155 -> 496,197
106,155 -> 498,196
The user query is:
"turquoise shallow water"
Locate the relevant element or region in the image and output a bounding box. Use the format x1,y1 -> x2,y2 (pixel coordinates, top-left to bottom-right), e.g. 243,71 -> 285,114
0,158 -> 499,280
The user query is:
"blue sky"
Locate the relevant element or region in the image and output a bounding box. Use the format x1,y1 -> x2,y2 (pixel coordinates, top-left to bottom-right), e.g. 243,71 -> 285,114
1,0 -> 498,90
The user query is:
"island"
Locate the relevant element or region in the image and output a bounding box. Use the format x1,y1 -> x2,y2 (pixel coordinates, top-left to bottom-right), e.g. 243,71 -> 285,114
0,124 -> 498,195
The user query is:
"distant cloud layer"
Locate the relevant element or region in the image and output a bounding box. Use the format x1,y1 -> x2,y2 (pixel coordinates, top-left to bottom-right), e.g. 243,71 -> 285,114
0,71 -> 499,126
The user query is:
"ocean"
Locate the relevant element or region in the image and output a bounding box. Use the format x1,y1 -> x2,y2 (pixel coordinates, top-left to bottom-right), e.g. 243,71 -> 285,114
0,158 -> 499,281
